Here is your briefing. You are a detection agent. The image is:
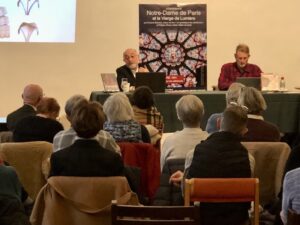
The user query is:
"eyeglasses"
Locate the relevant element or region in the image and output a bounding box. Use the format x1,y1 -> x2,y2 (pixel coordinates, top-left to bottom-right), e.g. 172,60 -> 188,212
229,101 -> 249,112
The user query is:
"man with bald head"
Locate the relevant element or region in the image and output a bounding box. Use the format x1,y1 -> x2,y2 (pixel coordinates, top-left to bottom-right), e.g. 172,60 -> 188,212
116,48 -> 148,90
7,84 -> 43,131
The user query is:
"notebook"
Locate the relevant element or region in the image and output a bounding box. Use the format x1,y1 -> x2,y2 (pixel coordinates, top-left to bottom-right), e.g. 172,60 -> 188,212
236,77 -> 261,90
135,72 -> 166,93
101,73 -> 119,92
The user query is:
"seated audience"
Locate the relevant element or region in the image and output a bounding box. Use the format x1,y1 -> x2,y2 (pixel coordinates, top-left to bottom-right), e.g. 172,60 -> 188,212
281,167 -> 300,224
53,95 -> 120,154
103,93 -> 150,143
49,101 -> 124,177
160,95 -> 208,171
237,86 -> 281,141
171,105 -> 251,225
131,86 -> 164,134
13,97 -> 64,143
7,84 -> 43,131
0,157 -> 30,225
206,82 -> 245,133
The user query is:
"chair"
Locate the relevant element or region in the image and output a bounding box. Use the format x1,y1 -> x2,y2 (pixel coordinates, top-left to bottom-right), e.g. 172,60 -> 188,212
153,158 -> 185,205
0,141 -> 52,200
111,200 -> 200,225
242,142 -> 291,205
118,142 -> 160,201
184,178 -> 260,225
287,209 -> 300,225
0,131 -> 13,143
30,176 -> 139,225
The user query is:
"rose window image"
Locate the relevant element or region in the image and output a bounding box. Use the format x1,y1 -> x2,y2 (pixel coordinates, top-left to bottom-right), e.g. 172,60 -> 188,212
140,30 -> 207,88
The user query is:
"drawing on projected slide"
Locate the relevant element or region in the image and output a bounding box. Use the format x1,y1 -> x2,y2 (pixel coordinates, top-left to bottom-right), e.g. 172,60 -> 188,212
0,7 -> 10,38
17,0 -> 40,15
18,22 -> 39,42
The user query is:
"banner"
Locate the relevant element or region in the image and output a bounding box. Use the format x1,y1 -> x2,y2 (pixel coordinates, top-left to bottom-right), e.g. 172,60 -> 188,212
139,4 -> 207,90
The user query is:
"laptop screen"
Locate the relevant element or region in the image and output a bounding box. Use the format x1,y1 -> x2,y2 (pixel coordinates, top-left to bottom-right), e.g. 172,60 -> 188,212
101,73 -> 119,92
135,72 -> 166,93
236,77 -> 261,90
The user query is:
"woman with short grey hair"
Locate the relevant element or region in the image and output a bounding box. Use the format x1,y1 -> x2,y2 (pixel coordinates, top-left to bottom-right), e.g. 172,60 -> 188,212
238,86 -> 280,141
160,95 -> 208,170
103,93 -> 150,143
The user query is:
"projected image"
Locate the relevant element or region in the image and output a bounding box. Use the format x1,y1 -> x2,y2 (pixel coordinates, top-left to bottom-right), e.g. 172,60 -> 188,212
0,0 -> 76,42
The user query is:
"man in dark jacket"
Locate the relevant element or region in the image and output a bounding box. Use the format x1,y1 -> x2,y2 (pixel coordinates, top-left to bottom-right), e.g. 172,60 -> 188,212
171,105 -> 251,225
7,84 -> 43,131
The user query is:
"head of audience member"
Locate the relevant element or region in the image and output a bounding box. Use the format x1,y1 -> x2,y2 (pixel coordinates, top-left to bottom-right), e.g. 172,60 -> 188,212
22,84 -> 43,107
64,95 -> 87,121
36,97 -> 60,120
220,105 -> 248,136
237,86 -> 267,115
132,86 -> 155,110
103,92 -> 134,123
176,95 -> 204,128
71,101 -> 105,139
123,48 -> 139,70
235,44 -> 250,69
226,82 -> 245,106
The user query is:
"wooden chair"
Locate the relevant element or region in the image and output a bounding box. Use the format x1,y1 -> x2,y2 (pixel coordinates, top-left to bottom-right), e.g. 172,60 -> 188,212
111,200 -> 200,225
287,209 -> 300,225
184,178 -> 259,225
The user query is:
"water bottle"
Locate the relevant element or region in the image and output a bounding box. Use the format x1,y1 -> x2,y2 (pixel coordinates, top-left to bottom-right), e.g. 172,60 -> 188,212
279,76 -> 286,91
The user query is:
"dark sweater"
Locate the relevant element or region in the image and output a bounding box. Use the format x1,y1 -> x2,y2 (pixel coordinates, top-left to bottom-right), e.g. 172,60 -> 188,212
188,131 -> 251,225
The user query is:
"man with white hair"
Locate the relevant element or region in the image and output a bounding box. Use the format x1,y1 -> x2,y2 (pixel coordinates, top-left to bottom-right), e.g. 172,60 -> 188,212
7,84 -> 43,131
116,48 -> 148,90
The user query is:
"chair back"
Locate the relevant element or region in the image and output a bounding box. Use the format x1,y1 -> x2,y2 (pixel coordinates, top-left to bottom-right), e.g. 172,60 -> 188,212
242,142 -> 291,205
153,158 -> 185,205
0,141 -> 52,200
30,176 -> 139,225
184,178 -> 259,225
111,200 -> 200,225
118,142 -> 160,200
0,131 -> 13,143
287,209 -> 300,225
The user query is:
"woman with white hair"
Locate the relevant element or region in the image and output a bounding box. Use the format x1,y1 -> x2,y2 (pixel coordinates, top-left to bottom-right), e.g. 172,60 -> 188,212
103,93 -> 150,143
238,86 -> 280,141
206,82 -> 245,133
160,95 -> 209,170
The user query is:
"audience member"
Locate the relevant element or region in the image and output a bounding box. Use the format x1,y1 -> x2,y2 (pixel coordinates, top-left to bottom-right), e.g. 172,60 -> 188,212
49,101 -> 124,177
53,95 -> 120,154
218,44 -> 262,90
103,93 -> 150,143
131,86 -> 164,134
160,95 -> 208,170
281,167 -> 300,224
7,84 -> 43,131
13,97 -> 63,143
0,157 -> 30,225
238,86 -> 281,141
206,82 -> 245,133
171,105 -> 251,225
116,48 -> 148,90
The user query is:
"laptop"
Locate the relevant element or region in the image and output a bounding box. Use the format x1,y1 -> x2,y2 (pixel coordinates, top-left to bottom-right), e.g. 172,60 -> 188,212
135,72 -> 166,93
101,73 -> 119,92
236,77 -> 261,90
261,73 -> 280,91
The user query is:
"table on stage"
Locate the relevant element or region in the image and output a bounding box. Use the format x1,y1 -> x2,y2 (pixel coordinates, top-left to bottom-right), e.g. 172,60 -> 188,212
90,91 -> 300,133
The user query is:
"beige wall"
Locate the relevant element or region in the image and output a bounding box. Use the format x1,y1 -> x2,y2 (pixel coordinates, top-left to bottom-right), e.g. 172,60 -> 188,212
1,0 -> 299,117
